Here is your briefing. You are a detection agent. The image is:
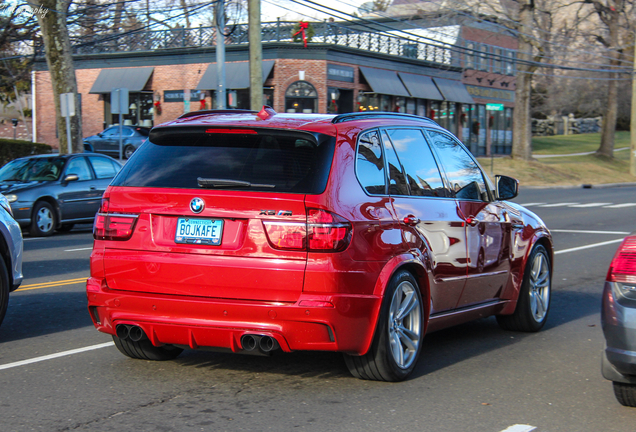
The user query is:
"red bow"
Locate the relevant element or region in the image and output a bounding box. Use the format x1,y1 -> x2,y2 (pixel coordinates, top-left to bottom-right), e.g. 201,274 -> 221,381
293,21 -> 309,48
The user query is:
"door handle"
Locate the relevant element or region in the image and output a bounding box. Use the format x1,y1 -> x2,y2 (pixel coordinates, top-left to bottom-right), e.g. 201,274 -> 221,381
403,215 -> 420,226
90,186 -> 97,190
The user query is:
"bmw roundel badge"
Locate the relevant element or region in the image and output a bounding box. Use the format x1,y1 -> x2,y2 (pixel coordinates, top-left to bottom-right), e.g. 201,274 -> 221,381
190,197 -> 205,214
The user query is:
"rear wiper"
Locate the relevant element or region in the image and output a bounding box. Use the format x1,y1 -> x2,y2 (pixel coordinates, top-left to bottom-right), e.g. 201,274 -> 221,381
197,177 -> 275,189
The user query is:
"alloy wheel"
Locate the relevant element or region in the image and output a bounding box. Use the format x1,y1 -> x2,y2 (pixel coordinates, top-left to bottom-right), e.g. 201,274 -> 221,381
529,251 -> 550,322
388,280 -> 422,369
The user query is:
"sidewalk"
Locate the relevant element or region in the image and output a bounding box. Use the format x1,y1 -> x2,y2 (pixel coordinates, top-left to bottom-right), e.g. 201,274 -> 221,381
533,146 -> 630,158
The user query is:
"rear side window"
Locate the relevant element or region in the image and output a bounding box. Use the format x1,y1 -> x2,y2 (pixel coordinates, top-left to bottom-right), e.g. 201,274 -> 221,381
384,129 -> 445,197
356,130 -> 386,195
89,156 -> 120,179
112,129 -> 335,194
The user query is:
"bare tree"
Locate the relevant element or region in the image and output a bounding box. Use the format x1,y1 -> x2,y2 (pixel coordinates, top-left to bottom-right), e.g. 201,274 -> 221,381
579,0 -> 634,158
33,0 -> 83,153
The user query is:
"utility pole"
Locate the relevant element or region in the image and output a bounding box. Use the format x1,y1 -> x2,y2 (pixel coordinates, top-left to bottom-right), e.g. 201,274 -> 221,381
248,0 -> 263,110
215,0 -> 226,109
631,36 -> 636,176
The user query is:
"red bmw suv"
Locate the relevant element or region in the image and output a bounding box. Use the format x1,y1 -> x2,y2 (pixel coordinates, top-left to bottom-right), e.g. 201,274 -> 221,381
87,108 -> 553,381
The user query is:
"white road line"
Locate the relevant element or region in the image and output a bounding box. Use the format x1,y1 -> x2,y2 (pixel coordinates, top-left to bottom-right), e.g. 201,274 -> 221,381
569,202 -> 613,208
604,203 -> 636,208
64,247 -> 93,252
500,426 -> 536,432
551,229 -> 631,235
519,203 -> 546,207
539,202 -> 580,207
555,238 -> 625,255
0,342 -> 114,371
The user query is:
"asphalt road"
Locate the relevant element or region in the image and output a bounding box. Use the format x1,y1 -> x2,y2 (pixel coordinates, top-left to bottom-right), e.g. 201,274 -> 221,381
1,186 -> 635,432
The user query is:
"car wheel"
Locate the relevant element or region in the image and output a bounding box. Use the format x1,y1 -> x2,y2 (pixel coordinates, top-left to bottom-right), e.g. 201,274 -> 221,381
123,145 -> 135,159
0,258 -> 9,327
343,269 -> 424,381
112,336 -> 183,361
30,201 -> 57,237
613,382 -> 636,407
497,244 -> 551,332
56,223 -> 75,232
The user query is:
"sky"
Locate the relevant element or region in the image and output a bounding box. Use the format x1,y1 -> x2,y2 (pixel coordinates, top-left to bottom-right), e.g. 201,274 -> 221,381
259,0 -> 369,22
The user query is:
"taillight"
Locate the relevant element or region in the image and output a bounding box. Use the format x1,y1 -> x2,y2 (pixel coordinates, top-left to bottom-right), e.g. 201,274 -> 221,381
263,221 -> 306,250
607,236 -> 636,284
93,213 -> 138,241
263,209 -> 352,252
307,209 -> 351,252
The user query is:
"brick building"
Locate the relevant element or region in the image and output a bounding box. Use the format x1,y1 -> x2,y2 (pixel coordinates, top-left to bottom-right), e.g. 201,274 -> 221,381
33,19 -> 516,156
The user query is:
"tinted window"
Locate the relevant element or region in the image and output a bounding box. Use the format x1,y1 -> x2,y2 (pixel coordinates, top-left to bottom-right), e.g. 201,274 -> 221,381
102,128 -> 118,137
112,130 -> 335,194
89,156 -> 120,179
135,128 -> 150,136
66,157 -> 93,181
381,131 -> 409,196
384,129 -> 445,197
426,130 -> 488,201
356,130 -> 386,195
0,157 -> 65,182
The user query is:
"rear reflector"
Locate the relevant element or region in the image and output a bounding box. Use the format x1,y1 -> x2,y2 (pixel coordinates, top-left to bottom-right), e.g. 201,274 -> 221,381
263,209 -> 352,252
93,213 -> 138,241
607,236 -> 636,284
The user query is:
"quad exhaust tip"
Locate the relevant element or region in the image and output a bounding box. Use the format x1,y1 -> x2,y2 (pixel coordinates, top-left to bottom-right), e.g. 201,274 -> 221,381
240,334 -> 280,354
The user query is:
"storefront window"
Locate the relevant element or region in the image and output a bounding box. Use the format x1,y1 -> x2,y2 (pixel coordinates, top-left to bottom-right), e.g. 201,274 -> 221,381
395,97 -> 406,113
107,92 -> 154,128
285,81 -> 318,113
429,101 -> 440,123
477,104 -> 487,156
380,95 -> 391,112
504,107 -> 513,154
358,93 -> 380,111
417,100 -> 427,117
406,98 -> 416,115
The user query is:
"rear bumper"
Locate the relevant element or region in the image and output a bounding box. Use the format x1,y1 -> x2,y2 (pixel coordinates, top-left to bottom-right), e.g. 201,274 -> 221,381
86,277 -> 382,355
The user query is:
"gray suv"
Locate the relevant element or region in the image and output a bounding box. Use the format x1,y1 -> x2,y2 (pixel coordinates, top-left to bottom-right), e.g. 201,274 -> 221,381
0,193 -> 24,327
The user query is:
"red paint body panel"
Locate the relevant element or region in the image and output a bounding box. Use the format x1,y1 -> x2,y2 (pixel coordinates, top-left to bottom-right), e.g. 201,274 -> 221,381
87,112 -> 553,361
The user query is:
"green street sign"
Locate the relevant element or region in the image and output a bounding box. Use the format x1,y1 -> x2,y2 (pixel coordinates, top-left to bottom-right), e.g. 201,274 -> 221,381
486,103 -> 504,111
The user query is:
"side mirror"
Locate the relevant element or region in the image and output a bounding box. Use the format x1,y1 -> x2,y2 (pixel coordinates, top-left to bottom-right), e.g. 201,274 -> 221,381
63,174 -> 79,183
495,175 -> 519,200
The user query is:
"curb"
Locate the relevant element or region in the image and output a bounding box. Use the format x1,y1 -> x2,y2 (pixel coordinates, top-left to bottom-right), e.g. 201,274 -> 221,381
521,182 -> 636,190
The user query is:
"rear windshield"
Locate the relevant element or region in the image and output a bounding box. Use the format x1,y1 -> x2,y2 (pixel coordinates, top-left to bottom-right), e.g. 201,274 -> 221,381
111,129 -> 335,194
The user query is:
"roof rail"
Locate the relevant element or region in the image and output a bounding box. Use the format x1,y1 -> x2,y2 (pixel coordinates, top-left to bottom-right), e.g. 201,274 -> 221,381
331,112 -> 437,125
177,109 -> 257,120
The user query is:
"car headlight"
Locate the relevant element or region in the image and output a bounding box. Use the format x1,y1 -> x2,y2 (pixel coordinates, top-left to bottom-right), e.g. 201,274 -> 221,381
0,194 -> 14,217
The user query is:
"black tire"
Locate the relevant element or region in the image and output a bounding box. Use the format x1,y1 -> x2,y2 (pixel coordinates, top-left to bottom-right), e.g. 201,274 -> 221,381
123,145 -> 135,159
112,335 -> 183,361
343,269 -> 424,381
497,244 -> 551,332
613,382 -> 636,407
57,223 -> 75,232
30,201 -> 57,237
0,259 -> 9,327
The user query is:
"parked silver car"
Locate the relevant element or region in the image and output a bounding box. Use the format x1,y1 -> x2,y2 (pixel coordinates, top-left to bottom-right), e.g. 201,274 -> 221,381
0,193 -> 23,327
602,233 -> 636,406
0,153 -> 122,236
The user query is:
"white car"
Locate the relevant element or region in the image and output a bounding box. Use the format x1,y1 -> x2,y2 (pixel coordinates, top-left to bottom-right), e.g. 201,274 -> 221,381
0,193 -> 24,327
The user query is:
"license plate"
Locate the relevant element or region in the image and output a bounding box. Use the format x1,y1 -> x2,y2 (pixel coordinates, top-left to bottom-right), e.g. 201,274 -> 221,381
175,218 -> 223,245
